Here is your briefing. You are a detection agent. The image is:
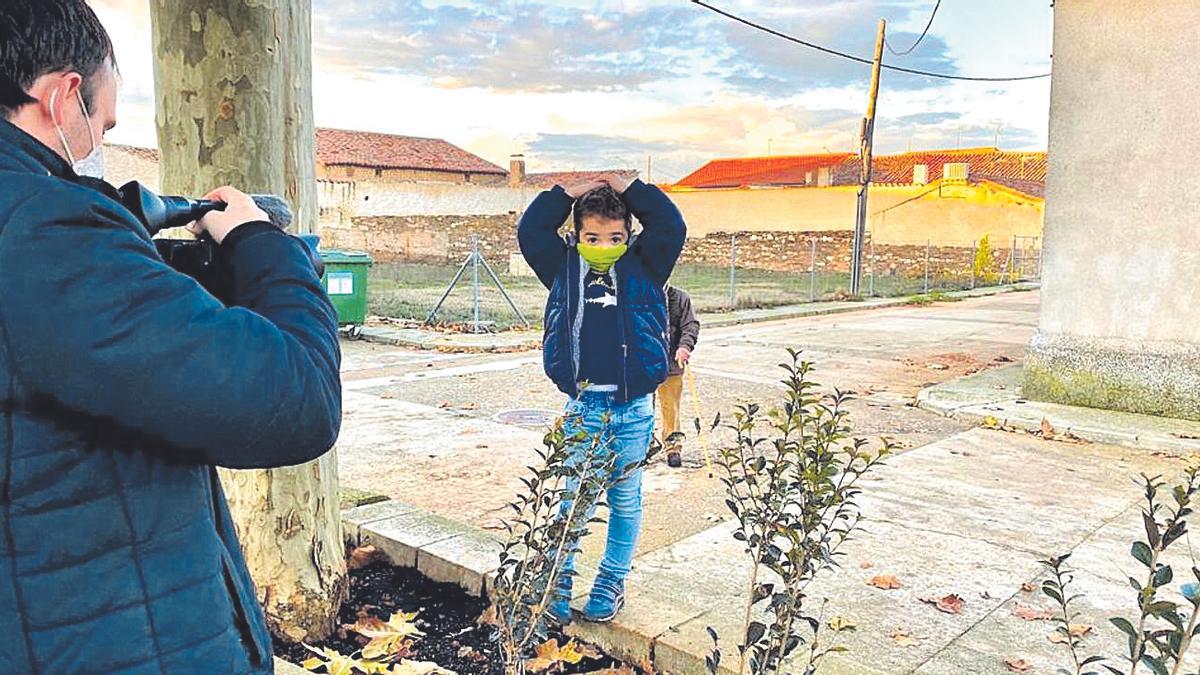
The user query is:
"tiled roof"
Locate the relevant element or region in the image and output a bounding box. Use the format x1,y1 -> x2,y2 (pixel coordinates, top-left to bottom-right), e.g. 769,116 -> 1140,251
315,128 -> 506,175
675,148 -> 1047,198
674,154 -> 854,189
104,143 -> 160,162
522,169 -> 640,190
834,148 -> 1047,187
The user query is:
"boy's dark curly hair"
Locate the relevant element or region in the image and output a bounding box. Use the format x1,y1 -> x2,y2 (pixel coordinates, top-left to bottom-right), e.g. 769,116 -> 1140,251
573,186 -> 632,234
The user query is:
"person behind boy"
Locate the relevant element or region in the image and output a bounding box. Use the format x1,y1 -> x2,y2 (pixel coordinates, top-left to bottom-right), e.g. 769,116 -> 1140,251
517,173 -> 686,624
658,285 -> 700,468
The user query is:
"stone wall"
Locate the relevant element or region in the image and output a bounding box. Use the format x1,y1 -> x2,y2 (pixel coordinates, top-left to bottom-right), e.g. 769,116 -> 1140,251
316,178 -> 535,222
679,230 -> 1011,277
323,215 -> 1018,279
320,214 -> 518,263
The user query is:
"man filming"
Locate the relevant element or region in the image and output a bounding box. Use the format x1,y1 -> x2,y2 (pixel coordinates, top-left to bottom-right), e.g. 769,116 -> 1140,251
0,1 -> 341,673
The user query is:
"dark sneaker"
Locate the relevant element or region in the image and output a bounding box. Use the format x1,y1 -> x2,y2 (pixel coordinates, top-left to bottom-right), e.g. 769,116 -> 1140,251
667,451 -> 682,468
582,575 -> 626,623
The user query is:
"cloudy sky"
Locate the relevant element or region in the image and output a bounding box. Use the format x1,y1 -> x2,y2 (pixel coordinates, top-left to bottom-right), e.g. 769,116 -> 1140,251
91,0 -> 1053,182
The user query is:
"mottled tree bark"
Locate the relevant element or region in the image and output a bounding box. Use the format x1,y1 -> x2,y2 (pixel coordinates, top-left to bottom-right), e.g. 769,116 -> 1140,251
150,0 -> 344,643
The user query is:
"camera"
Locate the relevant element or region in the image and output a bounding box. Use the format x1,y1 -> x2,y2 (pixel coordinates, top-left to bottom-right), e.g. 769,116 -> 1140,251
115,181 -> 319,304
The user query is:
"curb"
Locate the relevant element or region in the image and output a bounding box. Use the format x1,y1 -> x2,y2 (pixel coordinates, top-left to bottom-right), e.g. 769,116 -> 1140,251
917,370 -> 1200,455
339,502 -> 917,674
359,283 -> 1039,352
343,501 -> 503,598
339,502 -> 695,673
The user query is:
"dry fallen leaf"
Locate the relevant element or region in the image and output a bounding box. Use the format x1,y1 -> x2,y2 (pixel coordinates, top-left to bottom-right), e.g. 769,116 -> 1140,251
353,612 -> 424,660
1020,582 -> 1036,593
983,415 -> 1000,428
1048,624 -> 1094,643
919,594 -> 965,614
1004,657 -> 1032,672
389,661 -> 456,675
828,616 -> 857,631
868,574 -> 903,590
302,645 -> 375,675
860,560 -> 874,569
477,604 -> 498,626
348,544 -> 384,571
583,667 -> 637,675
1040,418 -> 1055,439
525,638 -> 587,672
889,629 -> 920,647
1012,603 -> 1054,621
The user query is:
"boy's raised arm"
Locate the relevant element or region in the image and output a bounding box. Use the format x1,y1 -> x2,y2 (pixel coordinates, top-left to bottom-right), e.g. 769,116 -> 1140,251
624,179 -> 687,284
517,185 -> 575,289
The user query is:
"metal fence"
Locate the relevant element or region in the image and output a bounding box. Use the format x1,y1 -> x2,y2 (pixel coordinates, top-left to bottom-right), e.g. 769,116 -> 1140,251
366,234 -> 1041,332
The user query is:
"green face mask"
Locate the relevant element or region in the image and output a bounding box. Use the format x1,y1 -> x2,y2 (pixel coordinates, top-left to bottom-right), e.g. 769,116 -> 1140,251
577,242 -> 628,273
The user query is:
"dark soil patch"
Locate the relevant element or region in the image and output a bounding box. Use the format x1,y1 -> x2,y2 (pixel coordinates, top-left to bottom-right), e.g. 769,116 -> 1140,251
274,563 -> 628,674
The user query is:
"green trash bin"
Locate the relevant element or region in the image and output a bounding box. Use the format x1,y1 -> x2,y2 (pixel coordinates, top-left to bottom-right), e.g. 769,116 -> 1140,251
319,249 -> 372,336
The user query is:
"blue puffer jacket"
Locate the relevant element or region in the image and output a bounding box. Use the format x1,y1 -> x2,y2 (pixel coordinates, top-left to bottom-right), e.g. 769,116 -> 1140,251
0,119 -> 342,673
518,180 -> 687,403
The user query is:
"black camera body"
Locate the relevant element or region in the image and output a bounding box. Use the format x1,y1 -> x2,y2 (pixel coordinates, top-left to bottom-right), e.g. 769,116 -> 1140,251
114,181 -> 309,304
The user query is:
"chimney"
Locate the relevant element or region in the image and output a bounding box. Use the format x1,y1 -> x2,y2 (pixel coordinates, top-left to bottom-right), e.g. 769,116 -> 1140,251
943,162 -> 969,182
509,154 -> 526,188
913,164 -> 928,185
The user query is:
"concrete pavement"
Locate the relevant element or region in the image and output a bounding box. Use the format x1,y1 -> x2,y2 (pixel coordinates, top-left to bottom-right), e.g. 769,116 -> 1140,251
330,289 -> 1200,672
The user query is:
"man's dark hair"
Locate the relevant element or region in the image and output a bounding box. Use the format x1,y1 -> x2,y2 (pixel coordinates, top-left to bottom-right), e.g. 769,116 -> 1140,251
0,0 -> 114,118
573,185 -> 632,234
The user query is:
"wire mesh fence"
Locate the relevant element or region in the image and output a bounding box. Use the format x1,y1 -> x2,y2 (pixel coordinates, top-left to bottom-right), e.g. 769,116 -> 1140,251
365,233 -> 1040,332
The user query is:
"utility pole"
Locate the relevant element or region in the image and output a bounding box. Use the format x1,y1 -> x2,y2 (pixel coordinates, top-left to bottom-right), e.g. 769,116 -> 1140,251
850,18 -> 886,296
646,155 -> 653,183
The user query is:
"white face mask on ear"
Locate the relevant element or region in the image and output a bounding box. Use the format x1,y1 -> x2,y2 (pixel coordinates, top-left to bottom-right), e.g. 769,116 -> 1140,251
50,89 -> 104,179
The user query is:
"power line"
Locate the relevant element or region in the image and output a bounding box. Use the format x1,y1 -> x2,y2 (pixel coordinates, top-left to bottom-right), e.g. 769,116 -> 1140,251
690,0 -> 1050,82
886,0 -> 940,56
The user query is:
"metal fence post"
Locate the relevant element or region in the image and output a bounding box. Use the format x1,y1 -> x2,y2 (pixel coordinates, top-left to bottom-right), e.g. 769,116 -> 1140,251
471,235 -> 481,332
970,240 -> 977,290
809,238 -> 817,302
869,236 -> 876,297
924,239 -> 931,294
728,234 -> 737,308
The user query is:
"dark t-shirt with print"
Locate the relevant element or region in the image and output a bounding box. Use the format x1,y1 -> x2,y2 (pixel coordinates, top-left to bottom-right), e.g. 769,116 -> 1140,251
578,270 -> 621,386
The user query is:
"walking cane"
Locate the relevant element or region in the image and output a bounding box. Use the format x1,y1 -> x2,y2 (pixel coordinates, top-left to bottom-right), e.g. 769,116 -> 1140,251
683,362 -> 715,478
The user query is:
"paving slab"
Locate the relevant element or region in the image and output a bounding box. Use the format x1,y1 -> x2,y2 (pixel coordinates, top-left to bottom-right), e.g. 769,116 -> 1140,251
335,391 -> 544,527
359,509 -> 479,567
417,529 -> 504,596
855,428 -> 1170,556
341,500 -> 416,542
919,365 -> 1200,454
608,427 -> 1185,674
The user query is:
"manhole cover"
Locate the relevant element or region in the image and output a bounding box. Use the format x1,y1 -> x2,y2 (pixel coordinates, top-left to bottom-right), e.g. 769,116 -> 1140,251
494,408 -> 560,427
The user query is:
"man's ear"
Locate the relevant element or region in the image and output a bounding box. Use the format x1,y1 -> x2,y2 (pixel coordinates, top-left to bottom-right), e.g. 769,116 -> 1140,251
35,72 -> 84,126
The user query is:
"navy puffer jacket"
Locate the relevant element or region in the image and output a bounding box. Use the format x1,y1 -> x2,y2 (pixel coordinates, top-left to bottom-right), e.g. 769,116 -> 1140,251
518,180 -> 687,403
0,119 -> 341,673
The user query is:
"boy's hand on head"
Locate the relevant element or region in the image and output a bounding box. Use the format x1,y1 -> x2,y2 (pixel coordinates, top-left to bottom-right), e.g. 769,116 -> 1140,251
563,179 -> 606,199
600,173 -> 633,194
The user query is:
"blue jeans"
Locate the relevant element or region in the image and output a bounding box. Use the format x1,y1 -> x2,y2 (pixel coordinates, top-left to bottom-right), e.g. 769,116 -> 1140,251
558,391 -> 655,583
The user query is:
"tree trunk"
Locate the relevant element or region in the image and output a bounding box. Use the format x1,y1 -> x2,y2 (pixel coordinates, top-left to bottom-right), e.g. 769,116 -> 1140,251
281,0 -> 318,235
149,0 -> 345,644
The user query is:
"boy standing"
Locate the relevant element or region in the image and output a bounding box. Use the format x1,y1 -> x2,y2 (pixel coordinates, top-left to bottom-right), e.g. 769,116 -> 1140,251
518,174 -> 686,624
658,285 -> 700,468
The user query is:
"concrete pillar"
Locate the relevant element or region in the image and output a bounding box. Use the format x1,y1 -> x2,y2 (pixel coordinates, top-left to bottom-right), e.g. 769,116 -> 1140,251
1024,2 -> 1200,420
